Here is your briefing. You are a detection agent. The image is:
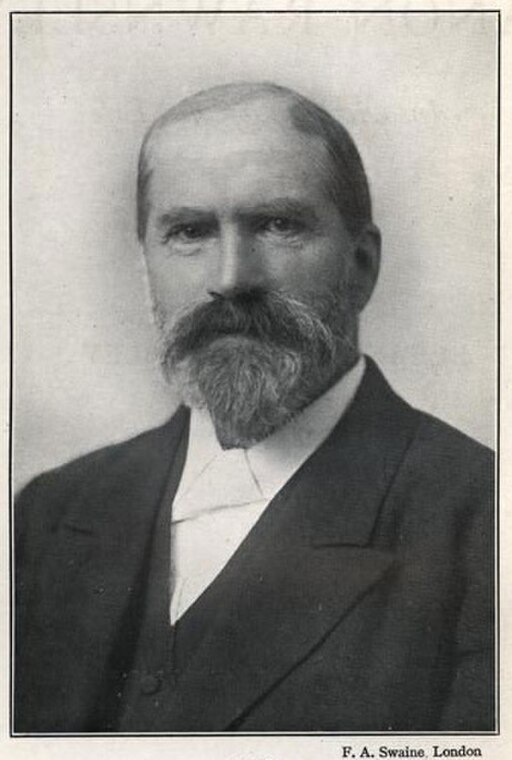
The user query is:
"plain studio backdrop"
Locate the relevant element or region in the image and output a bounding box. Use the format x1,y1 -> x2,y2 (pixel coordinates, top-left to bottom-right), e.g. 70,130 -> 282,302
13,12 -> 496,491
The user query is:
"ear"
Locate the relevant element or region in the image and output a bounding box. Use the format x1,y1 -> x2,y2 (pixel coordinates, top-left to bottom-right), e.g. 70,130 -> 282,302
349,223 -> 381,313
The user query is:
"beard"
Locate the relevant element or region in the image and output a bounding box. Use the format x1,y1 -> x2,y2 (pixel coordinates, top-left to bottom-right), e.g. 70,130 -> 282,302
153,286 -> 358,449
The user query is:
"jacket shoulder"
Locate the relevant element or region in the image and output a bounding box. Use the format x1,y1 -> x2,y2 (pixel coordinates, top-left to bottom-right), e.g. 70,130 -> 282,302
388,405 -> 494,543
411,407 -> 494,473
360,356 -> 493,478
15,409 -> 188,530
358,359 -> 494,537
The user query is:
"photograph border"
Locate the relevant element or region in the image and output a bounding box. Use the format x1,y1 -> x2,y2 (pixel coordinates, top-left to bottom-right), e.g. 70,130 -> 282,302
7,5 -> 501,741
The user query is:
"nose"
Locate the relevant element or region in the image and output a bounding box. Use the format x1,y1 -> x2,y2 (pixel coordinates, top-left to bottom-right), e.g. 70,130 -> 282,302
210,224 -> 266,296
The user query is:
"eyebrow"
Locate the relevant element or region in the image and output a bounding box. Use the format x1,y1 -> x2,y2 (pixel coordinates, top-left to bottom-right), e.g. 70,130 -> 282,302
155,208 -> 214,231
241,198 -> 320,224
155,198 -> 320,229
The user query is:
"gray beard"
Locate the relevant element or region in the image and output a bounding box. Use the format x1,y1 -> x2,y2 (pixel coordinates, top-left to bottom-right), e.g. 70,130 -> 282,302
155,289 -> 358,449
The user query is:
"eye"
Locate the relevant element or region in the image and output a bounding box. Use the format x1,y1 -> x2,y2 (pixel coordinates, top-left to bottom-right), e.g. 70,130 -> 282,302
259,216 -> 305,237
165,223 -> 209,243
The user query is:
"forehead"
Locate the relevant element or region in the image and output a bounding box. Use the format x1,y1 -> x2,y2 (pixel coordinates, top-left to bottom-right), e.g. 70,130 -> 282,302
145,99 -> 331,208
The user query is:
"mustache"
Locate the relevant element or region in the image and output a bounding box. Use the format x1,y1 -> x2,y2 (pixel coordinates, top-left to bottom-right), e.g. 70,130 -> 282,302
161,288 -> 338,365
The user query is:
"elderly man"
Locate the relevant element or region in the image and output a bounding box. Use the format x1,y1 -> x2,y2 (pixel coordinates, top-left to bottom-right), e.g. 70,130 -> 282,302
15,82 -> 494,733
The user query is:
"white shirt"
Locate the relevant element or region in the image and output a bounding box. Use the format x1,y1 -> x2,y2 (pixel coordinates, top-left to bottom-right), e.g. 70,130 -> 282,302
169,356 -> 365,624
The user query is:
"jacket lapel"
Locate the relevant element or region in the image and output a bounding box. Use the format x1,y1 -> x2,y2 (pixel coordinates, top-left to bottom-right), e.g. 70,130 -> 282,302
158,358 -> 422,730
43,408 -> 190,729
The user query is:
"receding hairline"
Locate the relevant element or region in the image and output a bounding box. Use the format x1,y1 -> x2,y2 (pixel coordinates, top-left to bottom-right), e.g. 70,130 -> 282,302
142,81 -> 318,147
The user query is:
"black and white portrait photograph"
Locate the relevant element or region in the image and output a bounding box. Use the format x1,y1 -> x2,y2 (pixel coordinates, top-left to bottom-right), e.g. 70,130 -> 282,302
8,5 -> 502,756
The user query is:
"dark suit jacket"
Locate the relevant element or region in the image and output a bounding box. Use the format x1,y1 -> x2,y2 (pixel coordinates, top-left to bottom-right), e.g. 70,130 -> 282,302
14,358 -> 495,733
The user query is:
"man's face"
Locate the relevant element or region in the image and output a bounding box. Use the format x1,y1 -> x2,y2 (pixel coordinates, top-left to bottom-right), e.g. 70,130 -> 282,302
141,98 -> 373,446
143,98 -> 359,322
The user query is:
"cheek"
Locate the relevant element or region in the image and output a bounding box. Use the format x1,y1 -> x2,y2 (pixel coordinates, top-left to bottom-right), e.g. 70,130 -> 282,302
145,252 -> 212,316
274,245 -> 348,302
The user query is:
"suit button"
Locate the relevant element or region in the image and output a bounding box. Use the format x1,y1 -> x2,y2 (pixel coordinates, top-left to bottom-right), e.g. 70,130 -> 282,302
140,674 -> 161,695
